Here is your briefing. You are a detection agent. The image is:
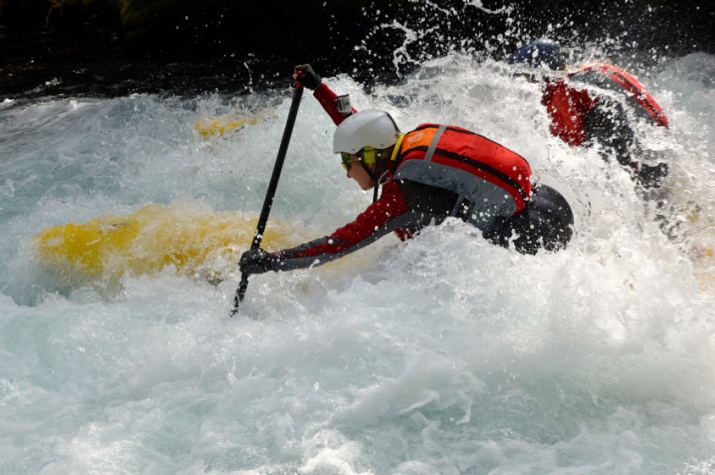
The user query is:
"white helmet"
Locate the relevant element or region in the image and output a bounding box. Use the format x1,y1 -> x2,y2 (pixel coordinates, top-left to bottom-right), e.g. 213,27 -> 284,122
333,110 -> 400,154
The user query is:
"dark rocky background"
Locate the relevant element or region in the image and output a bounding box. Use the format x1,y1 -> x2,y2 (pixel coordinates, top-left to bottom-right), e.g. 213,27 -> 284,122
1,0 -> 713,102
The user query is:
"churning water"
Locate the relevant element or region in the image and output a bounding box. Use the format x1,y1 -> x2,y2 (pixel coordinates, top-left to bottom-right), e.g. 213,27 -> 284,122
1,50 -> 714,474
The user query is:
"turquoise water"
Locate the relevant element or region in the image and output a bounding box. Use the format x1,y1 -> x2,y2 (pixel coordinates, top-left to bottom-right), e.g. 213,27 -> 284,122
1,51 -> 714,474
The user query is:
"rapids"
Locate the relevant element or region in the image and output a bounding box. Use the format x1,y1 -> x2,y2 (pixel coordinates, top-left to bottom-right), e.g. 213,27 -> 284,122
1,50 -> 714,474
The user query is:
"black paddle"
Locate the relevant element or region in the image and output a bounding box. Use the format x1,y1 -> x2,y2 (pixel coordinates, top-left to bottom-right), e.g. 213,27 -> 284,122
231,84 -> 304,316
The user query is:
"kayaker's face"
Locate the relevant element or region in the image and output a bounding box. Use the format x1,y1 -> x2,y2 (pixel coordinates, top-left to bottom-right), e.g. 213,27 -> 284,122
347,161 -> 374,191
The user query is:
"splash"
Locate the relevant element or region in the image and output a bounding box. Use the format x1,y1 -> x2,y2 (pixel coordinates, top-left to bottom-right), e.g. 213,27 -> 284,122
0,48 -> 714,474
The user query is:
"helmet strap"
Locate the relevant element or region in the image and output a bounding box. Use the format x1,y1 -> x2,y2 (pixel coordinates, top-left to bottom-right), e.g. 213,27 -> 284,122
359,161 -> 380,203
369,158 -> 395,204
353,144 -> 398,204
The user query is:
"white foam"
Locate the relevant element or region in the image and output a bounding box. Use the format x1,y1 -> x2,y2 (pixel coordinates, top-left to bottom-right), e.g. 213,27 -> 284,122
1,52 -> 714,474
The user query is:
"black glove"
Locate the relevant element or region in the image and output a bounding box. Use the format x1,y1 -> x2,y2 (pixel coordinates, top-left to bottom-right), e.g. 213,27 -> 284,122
239,248 -> 275,275
294,64 -> 321,90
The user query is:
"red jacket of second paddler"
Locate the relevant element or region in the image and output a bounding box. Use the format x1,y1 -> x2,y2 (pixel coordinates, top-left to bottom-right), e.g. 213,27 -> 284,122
542,62 -> 669,146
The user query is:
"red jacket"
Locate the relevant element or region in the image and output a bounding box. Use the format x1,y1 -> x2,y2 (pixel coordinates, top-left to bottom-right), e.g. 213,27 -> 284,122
542,62 -> 668,146
269,84 -> 533,271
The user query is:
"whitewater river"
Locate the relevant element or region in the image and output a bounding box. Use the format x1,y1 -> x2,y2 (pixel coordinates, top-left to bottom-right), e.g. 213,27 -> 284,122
1,50 -> 714,474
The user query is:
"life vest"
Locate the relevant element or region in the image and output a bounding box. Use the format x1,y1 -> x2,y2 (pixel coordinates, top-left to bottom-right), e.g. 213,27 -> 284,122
391,124 -> 533,230
570,63 -> 669,127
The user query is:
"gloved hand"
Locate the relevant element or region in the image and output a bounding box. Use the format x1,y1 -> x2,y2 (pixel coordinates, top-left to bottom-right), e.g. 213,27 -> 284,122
294,64 -> 321,90
239,248 -> 275,275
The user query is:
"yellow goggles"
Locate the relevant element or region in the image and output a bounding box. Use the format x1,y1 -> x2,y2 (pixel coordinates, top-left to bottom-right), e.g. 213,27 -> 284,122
340,152 -> 359,171
340,147 -> 376,171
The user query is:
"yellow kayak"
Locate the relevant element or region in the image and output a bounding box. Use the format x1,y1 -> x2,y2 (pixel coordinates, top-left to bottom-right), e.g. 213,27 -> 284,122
33,203 -> 301,285
195,108 -> 277,137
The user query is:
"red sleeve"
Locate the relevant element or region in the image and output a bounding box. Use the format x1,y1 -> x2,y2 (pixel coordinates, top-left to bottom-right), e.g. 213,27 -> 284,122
541,81 -> 596,146
268,180 -> 412,272
313,83 -> 358,126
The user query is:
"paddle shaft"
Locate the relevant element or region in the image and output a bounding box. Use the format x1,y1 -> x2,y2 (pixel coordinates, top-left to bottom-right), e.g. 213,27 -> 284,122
232,84 -> 304,315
